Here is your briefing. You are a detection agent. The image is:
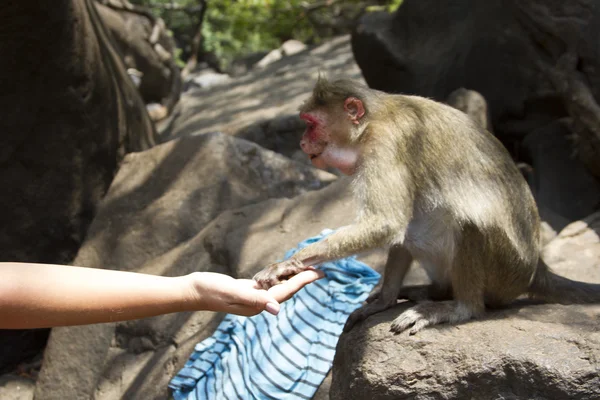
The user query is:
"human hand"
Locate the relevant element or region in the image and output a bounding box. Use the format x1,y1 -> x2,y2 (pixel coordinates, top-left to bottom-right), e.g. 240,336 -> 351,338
186,270 -> 324,317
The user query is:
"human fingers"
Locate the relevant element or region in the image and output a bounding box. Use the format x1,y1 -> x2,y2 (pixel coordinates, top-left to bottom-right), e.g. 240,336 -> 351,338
267,269 -> 325,302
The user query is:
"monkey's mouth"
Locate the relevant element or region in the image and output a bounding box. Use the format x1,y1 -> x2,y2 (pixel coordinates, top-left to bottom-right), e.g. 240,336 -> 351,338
309,152 -> 322,160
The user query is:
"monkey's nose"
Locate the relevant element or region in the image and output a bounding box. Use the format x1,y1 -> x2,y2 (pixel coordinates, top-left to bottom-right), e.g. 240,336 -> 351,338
300,139 -> 308,151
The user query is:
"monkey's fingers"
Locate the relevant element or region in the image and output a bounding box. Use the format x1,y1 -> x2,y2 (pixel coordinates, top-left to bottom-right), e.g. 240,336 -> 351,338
268,269 -> 325,302
253,259 -> 308,290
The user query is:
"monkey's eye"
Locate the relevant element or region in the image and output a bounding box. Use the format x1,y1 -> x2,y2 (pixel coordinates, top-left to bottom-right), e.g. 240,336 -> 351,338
299,112 -> 317,129
303,120 -> 316,133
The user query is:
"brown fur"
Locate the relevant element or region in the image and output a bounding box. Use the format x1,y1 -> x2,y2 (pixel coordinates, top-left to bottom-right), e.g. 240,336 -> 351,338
254,78 -> 600,334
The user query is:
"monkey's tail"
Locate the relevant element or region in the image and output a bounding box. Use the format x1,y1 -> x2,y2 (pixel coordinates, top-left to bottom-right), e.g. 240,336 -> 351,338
528,259 -> 600,304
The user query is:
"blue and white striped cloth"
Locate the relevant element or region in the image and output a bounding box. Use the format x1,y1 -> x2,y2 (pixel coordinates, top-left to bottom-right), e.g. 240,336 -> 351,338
169,230 -> 381,400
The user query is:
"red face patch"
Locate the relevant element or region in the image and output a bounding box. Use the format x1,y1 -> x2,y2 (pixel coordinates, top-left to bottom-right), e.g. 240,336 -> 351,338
300,113 -> 320,142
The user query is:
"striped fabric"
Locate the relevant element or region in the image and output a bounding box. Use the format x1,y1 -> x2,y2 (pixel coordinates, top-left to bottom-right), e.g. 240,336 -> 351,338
169,230 -> 381,400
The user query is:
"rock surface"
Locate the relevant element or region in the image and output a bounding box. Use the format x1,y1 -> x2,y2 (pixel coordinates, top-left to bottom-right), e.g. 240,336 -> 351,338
159,35 -> 363,142
183,69 -> 232,92
351,0 -> 570,141
446,88 -> 492,132
542,211 -> 600,279
0,375 -> 35,400
331,212 -> 600,400
523,121 -> 600,231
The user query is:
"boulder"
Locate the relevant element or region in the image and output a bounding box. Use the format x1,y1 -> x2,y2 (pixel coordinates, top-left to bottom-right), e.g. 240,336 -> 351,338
0,0 -> 155,371
256,48 -> 284,69
236,115 -> 309,164
0,375 -> 34,400
446,88 -> 492,132
522,120 -> 600,231
351,0 -> 600,173
183,69 -> 231,92
255,40 -> 307,69
542,211 -> 600,280
352,0 -> 545,141
281,39 -> 307,56
331,212 -> 600,400
34,133 -> 347,400
227,51 -> 270,77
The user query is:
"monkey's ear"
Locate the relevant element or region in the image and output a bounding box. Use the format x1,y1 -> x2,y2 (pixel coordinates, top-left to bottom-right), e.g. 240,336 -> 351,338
344,97 -> 365,124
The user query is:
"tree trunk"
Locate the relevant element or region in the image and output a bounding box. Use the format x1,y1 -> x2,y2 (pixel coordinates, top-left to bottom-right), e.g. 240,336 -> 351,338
181,0 -> 208,78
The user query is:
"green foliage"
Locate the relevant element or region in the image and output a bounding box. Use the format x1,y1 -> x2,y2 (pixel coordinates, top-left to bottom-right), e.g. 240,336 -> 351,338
366,0 -> 403,13
201,0 -> 316,69
130,0 -> 402,70
173,47 -> 186,68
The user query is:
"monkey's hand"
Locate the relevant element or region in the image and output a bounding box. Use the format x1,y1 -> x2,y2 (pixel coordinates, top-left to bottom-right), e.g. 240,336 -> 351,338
253,258 -> 311,290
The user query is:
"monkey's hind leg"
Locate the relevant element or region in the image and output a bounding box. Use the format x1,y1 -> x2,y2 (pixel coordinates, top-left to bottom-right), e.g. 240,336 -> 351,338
390,247 -> 486,335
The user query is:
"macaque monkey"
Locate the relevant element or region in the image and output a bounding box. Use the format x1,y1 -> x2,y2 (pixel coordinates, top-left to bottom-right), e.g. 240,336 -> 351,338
253,77 -> 600,334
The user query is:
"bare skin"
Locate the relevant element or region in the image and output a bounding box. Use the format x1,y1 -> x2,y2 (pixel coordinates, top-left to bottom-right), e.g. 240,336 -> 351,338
254,77 -> 600,335
0,262 -> 323,329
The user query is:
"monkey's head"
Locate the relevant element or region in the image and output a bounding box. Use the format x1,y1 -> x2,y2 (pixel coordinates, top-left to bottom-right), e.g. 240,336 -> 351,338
298,77 -> 368,175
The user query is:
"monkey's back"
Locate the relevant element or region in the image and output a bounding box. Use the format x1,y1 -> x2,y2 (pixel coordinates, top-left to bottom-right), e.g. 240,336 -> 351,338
398,95 -> 541,290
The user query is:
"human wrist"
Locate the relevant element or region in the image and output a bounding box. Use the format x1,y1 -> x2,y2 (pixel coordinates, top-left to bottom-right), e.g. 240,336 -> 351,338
179,272 -> 208,312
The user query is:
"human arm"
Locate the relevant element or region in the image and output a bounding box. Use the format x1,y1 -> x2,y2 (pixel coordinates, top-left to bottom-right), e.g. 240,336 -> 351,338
0,262 -> 324,329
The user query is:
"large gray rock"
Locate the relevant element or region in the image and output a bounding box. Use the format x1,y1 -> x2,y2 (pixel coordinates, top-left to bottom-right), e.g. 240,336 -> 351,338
331,212 -> 600,400
351,0 -> 587,139
446,88 -> 492,132
255,40 -> 307,69
542,211 -> 600,279
0,375 -> 34,400
523,120 -> 600,231
34,133 -> 349,400
333,303 -> 600,400
183,69 -> 231,92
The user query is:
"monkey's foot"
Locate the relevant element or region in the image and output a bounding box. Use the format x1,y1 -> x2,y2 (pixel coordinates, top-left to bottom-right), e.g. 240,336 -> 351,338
253,258 -> 308,290
344,297 -> 396,333
390,300 -> 476,335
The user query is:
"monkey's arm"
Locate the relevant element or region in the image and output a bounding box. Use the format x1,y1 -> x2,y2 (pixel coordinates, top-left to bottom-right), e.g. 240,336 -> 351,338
254,165 -> 414,288
252,219 -> 397,289
295,155 -> 415,266
292,219 -> 396,266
